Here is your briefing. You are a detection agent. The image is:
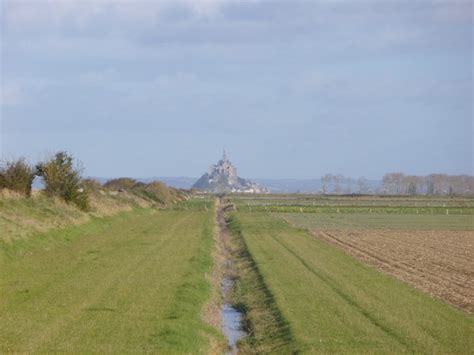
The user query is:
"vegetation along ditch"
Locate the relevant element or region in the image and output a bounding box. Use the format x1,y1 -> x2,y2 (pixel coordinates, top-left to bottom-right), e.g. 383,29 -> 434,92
216,198 -> 298,353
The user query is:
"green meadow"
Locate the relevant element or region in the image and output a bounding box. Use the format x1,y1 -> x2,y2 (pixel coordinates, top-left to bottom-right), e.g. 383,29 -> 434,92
0,206 -> 220,353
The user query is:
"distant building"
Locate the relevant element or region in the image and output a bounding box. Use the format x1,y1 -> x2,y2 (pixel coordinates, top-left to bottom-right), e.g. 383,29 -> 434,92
193,150 -> 267,193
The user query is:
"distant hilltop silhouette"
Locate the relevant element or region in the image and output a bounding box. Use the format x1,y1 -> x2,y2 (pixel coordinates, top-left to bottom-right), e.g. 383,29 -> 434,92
193,150 -> 267,193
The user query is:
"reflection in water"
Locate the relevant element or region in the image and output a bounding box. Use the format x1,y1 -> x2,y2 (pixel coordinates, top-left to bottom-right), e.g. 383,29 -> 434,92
221,276 -> 246,353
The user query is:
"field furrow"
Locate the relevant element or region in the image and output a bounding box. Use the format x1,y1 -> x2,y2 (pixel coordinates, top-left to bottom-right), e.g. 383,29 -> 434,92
317,231 -> 474,313
281,212 -> 474,314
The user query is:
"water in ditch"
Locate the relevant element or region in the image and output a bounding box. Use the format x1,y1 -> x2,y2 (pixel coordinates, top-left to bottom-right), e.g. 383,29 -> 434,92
221,265 -> 246,353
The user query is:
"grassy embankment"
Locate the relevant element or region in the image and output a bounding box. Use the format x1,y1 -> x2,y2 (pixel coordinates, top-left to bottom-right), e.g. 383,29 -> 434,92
229,211 -> 474,353
0,188 -> 151,244
0,196 -> 223,352
224,212 -> 297,354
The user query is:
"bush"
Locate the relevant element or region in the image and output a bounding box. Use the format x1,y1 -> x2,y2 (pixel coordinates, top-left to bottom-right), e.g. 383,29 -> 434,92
137,181 -> 173,204
0,158 -> 36,196
103,178 -> 137,191
36,151 -> 89,210
103,178 -> 187,206
82,178 -> 103,191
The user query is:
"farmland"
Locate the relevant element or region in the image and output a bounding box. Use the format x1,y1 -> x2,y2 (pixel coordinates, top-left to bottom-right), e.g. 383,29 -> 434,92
0,201 -> 222,353
224,195 -> 474,353
1,193 -> 473,353
280,211 -> 474,314
227,210 -> 473,353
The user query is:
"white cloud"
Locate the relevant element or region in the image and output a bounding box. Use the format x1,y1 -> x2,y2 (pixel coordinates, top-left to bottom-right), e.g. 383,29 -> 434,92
183,0 -> 225,18
1,0 -> 227,35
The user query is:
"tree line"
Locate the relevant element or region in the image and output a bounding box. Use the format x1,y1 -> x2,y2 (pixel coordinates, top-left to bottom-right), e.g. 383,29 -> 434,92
320,174 -> 371,194
0,152 -> 88,209
381,173 -> 474,196
0,152 -> 186,210
320,173 -> 474,195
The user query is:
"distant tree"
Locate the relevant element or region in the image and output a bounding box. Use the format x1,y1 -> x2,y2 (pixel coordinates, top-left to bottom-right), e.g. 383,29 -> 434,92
402,175 -> 418,195
82,178 -> 103,191
407,182 -> 417,195
333,174 -> 344,194
425,175 -> 435,195
345,176 -> 353,194
36,151 -> 89,210
383,173 -> 404,194
321,174 -> 332,194
380,172 -> 473,196
0,158 -> 36,197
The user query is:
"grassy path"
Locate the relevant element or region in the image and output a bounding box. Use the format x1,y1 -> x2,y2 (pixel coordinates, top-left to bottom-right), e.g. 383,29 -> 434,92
0,208 -> 219,352
235,212 -> 474,353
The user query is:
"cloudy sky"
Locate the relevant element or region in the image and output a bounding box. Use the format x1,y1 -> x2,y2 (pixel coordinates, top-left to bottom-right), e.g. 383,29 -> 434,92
1,0 -> 472,179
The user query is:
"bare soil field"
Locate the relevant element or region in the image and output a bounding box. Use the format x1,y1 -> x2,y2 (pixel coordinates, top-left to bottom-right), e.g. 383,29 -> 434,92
309,229 -> 474,314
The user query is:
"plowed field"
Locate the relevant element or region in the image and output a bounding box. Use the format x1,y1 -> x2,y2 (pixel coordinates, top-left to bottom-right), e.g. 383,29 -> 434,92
313,230 -> 474,313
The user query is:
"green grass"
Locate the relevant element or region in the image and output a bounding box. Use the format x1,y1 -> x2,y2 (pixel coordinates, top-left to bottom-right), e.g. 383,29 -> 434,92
0,195 -> 88,242
280,212 -> 474,231
238,204 -> 474,215
225,214 -> 297,353
234,194 -> 474,208
233,211 -> 474,353
0,207 -> 220,352
0,190 -> 154,243
170,198 -> 213,211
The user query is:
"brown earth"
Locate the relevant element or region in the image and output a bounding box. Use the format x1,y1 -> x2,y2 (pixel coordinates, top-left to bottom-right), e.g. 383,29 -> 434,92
310,229 -> 474,314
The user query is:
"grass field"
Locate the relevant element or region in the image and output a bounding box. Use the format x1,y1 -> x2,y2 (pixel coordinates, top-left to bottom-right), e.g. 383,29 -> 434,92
2,192 -> 473,353
0,205 -> 221,352
233,194 -> 474,207
230,211 -> 474,353
280,212 -> 474,230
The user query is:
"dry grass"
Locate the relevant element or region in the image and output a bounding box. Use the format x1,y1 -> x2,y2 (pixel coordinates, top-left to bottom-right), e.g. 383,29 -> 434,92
0,188 -> 25,200
0,189 -> 152,243
88,190 -> 152,216
0,192 -> 88,243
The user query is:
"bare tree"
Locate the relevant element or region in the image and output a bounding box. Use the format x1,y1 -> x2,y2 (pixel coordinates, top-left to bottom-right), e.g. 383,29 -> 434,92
321,174 -> 332,194
333,174 -> 344,194
345,177 -> 353,194
383,173 -> 405,194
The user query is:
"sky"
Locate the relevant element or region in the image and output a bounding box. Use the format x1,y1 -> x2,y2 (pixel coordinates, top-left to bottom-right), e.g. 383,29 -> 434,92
0,0 -> 473,179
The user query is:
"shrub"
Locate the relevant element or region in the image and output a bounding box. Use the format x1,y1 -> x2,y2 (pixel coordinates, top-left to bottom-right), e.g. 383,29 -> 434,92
137,181 -> 173,204
82,178 -> 103,192
103,178 -> 187,206
36,151 -> 89,210
103,178 -> 137,191
0,158 -> 36,197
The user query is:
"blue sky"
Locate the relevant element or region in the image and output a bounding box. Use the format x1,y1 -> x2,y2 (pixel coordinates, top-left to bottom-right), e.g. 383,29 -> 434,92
1,0 -> 472,179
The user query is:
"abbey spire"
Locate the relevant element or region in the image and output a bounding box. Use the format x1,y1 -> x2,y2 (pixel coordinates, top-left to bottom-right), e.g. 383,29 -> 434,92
193,151 -> 267,193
